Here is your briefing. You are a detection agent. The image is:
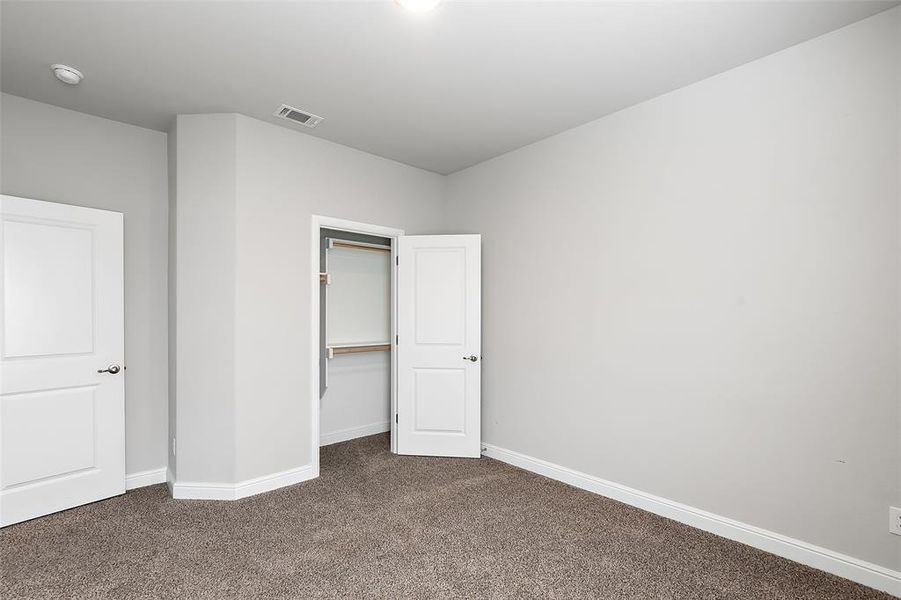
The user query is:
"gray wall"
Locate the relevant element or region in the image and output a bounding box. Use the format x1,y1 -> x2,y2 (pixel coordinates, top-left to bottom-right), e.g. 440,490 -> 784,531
172,113 -> 445,483
319,352 -> 390,442
444,9 -> 901,571
0,93 -> 169,475
170,114 -> 237,483
232,114 -> 445,481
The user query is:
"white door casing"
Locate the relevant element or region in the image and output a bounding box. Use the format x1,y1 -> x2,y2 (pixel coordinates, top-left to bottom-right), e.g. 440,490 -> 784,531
396,235 -> 481,458
0,195 -> 125,527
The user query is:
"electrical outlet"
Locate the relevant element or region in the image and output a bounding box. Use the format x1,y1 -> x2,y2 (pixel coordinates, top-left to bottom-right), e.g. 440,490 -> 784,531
890,507 -> 901,536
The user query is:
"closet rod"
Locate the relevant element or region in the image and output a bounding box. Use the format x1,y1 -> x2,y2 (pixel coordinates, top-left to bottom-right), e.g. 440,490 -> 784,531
328,343 -> 391,358
328,238 -> 391,253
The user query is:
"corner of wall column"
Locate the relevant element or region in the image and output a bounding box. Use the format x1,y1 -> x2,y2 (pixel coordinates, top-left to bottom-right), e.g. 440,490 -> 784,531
168,113 -> 238,486
167,116 -> 178,484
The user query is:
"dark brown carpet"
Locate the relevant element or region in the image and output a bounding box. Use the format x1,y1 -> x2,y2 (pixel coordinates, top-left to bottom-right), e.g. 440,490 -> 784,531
0,433 -> 894,599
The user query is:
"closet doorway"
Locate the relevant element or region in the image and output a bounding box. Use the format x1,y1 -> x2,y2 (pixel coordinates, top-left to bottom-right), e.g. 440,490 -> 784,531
310,215 -> 482,477
311,217 -> 403,473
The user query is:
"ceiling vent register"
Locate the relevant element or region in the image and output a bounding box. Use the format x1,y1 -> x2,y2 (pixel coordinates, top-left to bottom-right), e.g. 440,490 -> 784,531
273,104 -> 324,128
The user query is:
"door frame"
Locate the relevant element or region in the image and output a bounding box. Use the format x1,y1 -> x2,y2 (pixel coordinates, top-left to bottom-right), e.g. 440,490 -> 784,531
309,215 -> 404,477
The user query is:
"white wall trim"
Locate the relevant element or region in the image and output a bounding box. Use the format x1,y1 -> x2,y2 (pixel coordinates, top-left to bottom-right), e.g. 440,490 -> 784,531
171,481 -> 235,501
125,467 -> 168,490
482,443 -> 901,597
233,464 -> 317,499
320,421 -> 390,447
171,464 -> 317,501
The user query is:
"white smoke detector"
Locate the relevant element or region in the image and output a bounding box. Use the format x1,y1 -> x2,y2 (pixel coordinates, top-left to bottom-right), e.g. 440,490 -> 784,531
51,64 -> 83,85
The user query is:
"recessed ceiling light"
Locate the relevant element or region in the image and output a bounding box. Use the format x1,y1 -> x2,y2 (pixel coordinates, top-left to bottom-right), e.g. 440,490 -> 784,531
50,64 -> 83,85
395,0 -> 441,13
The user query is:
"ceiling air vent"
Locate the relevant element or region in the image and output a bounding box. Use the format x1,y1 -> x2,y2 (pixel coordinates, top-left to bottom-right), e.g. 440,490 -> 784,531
273,104 -> 324,128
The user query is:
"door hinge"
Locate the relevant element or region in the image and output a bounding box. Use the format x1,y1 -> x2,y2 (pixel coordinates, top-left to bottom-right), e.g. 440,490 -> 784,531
396,256 -> 399,266
395,413 -> 398,424
396,334 -> 399,344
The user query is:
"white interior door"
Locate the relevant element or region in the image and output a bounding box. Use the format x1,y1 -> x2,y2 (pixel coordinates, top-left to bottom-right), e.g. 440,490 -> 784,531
0,195 -> 125,527
396,235 -> 480,458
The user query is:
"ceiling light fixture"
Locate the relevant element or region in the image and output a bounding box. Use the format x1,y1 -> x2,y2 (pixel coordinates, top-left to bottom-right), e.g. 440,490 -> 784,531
50,64 -> 83,85
395,0 -> 441,13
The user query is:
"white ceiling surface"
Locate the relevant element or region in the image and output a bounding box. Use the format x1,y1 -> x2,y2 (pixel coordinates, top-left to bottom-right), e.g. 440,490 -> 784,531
1,1 -> 896,175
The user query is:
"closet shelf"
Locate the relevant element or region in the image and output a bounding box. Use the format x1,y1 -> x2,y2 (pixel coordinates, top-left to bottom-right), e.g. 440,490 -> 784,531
328,239 -> 391,253
327,342 -> 391,358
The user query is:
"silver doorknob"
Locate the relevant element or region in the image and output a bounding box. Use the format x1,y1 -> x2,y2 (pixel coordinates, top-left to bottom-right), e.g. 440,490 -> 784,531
464,355 -> 478,362
97,364 -> 121,374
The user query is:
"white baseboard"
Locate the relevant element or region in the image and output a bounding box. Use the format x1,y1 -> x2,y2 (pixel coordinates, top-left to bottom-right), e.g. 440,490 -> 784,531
320,421 -> 390,447
172,464 -> 317,501
233,464 -> 317,499
172,481 -> 234,501
482,443 -> 901,598
125,467 -> 167,490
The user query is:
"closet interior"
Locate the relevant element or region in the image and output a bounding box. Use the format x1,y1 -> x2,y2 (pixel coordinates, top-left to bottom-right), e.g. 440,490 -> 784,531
318,228 -> 393,447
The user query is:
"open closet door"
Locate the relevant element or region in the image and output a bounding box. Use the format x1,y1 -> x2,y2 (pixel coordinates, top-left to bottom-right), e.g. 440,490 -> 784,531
396,235 -> 481,458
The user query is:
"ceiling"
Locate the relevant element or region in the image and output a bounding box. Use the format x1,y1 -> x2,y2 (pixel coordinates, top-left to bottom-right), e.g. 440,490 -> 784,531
1,1 -> 896,175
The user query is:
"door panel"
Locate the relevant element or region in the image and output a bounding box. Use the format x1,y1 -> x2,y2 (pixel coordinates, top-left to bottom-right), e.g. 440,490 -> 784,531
396,235 -> 480,458
414,248 -> 466,344
3,220 -> 95,357
2,388 -> 96,487
0,195 -> 124,527
413,368 -> 466,432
